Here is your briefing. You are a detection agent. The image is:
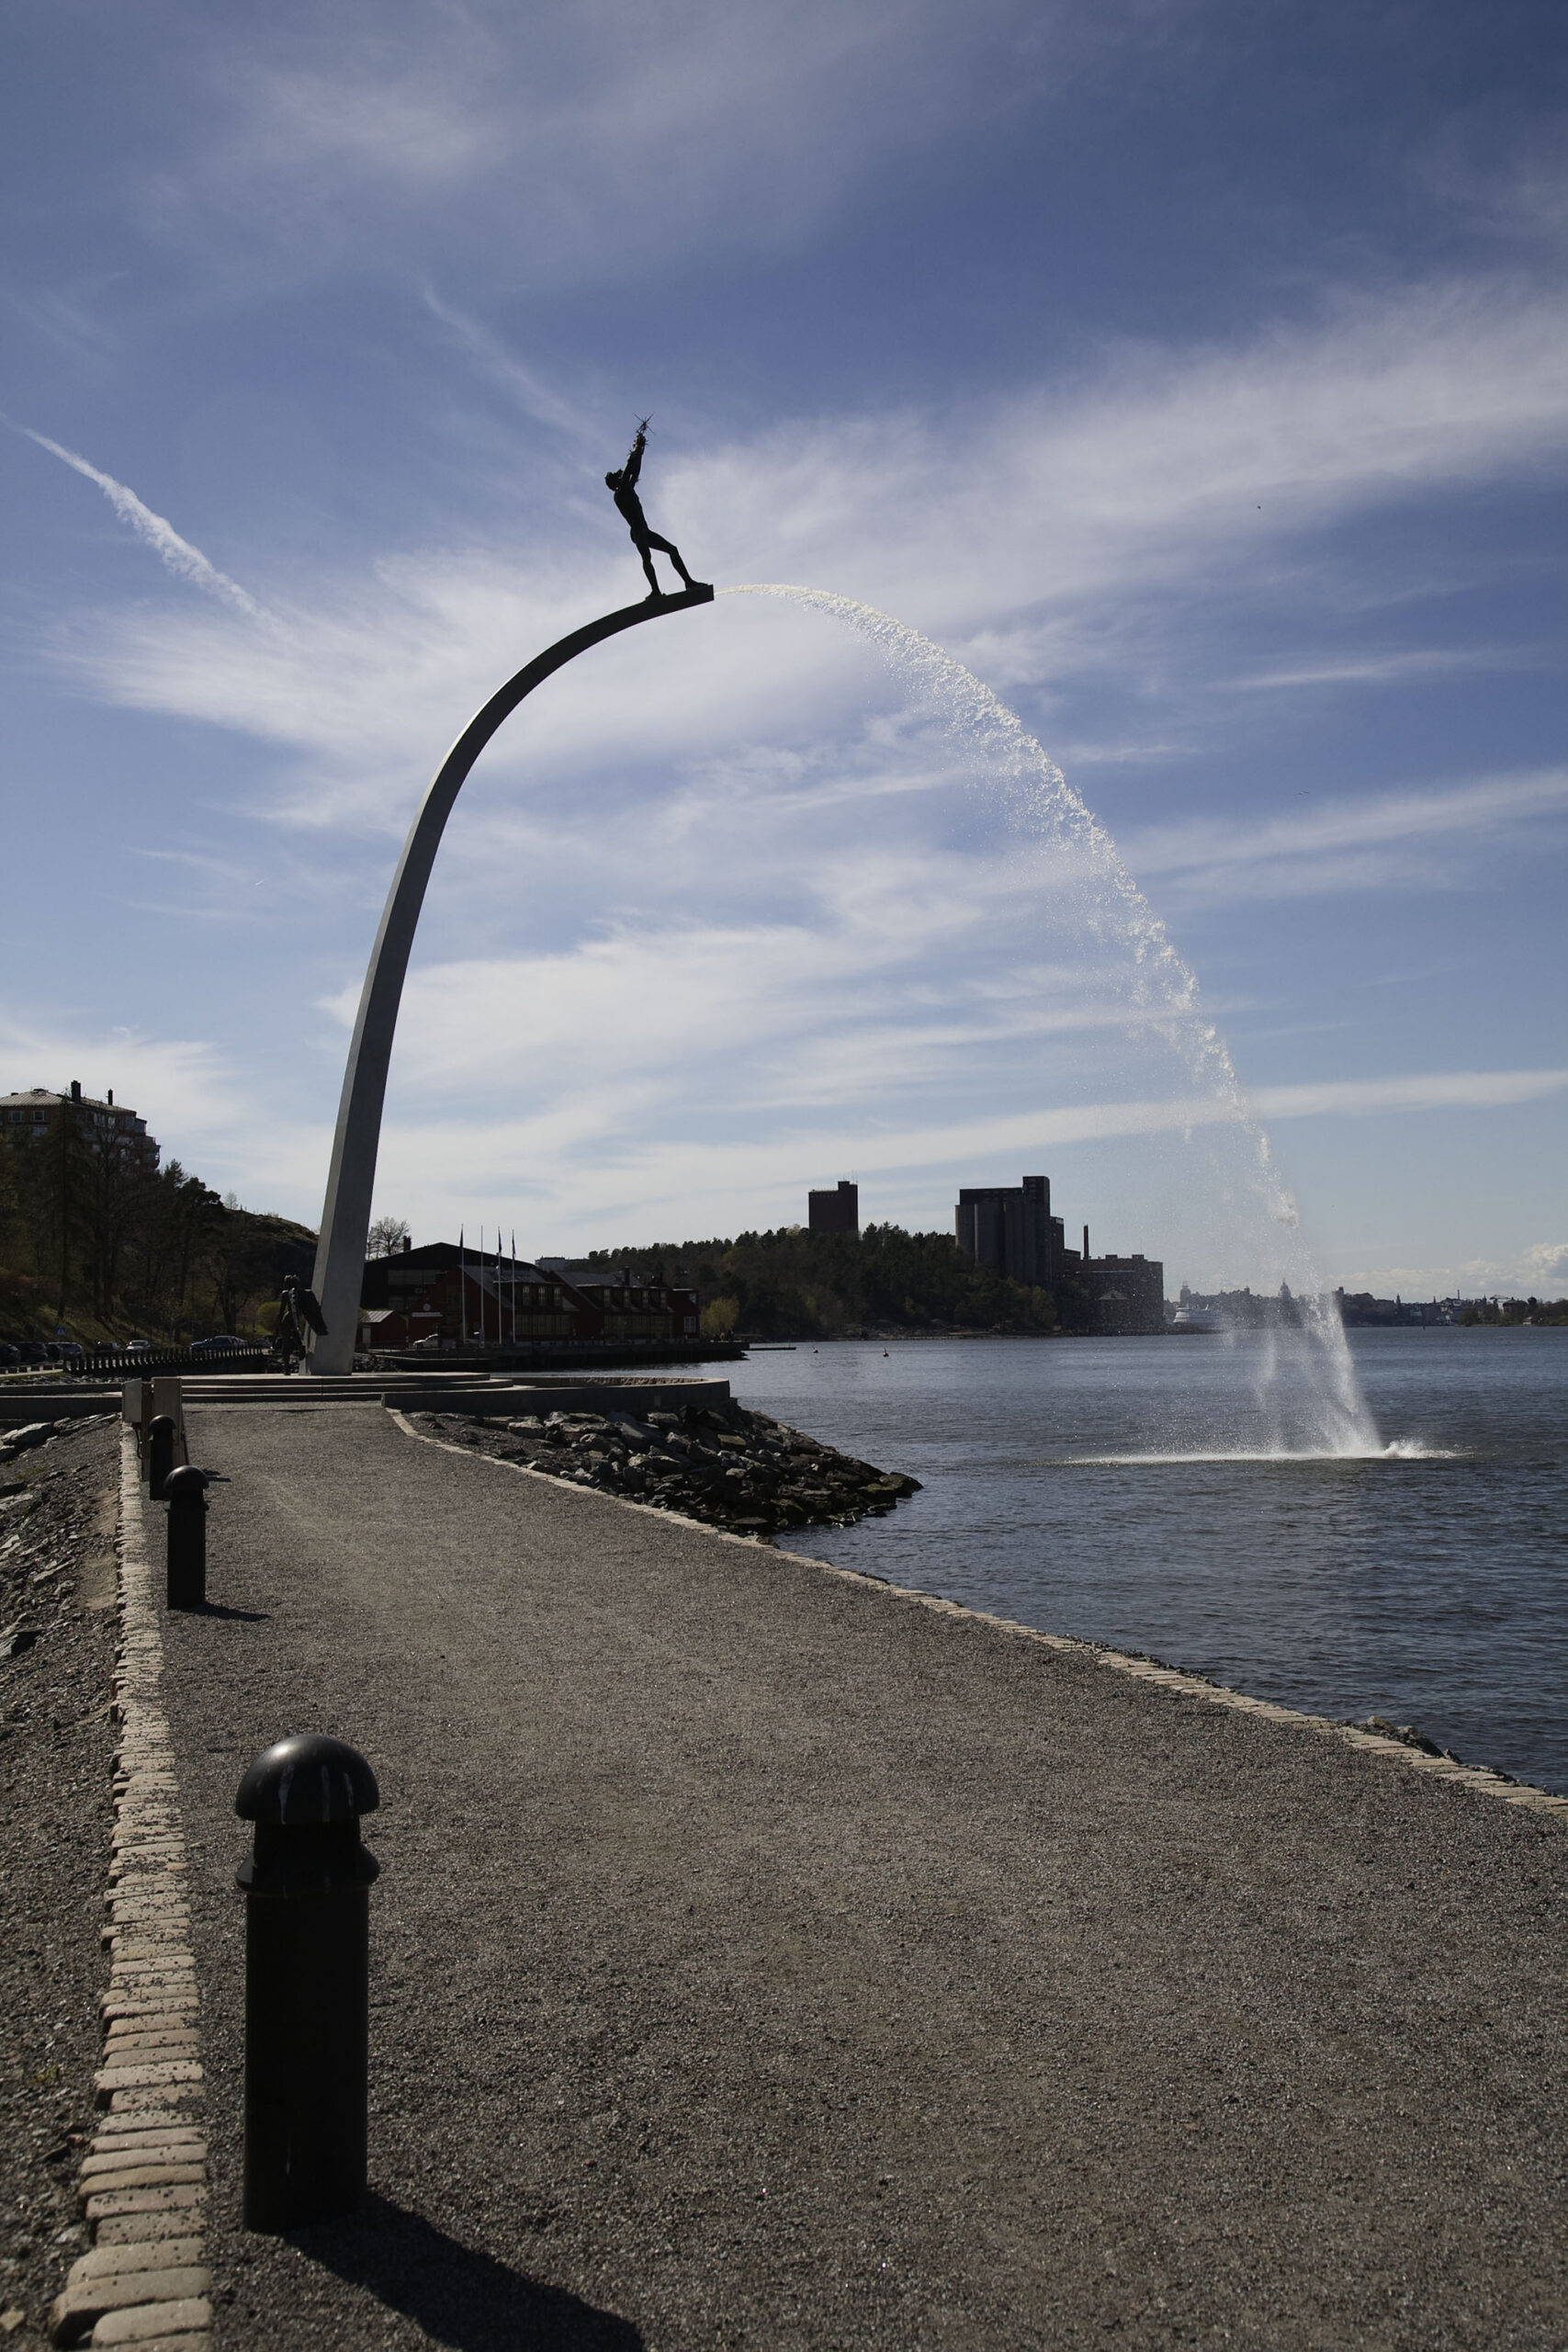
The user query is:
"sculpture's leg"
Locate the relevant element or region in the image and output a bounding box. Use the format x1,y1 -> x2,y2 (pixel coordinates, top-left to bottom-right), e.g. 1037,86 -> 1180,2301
305,587 -> 714,1375
644,529 -> 694,589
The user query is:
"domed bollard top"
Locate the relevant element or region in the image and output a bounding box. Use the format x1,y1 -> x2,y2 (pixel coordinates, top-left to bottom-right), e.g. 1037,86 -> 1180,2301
236,1733 -> 379,1899
236,1732 -> 380,1826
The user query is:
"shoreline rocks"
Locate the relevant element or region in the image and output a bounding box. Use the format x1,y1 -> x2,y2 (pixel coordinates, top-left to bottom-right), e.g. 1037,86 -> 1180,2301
415,1399 -> 920,1539
0,1419 -> 118,2344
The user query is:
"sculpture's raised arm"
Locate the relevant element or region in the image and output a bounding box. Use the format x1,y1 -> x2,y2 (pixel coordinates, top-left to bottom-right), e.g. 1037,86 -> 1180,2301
620,427 -> 646,491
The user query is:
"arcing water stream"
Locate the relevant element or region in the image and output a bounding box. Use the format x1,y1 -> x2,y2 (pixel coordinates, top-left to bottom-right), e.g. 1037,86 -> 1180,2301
727,582 -> 1389,1459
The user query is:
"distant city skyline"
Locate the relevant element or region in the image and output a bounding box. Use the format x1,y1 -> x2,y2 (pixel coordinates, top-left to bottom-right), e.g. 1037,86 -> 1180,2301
3,1 -> 1563,1299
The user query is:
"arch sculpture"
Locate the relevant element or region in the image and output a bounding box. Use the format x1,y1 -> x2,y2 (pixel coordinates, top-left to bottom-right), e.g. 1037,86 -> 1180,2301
308,584 -> 714,1374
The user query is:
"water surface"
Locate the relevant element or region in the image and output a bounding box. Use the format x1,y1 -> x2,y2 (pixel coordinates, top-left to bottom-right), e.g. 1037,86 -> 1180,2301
705,1329 -> 1568,1795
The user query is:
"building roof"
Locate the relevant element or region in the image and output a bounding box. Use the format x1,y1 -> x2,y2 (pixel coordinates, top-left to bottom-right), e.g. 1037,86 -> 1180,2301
369,1240 -> 554,1279
2,1086 -> 144,1117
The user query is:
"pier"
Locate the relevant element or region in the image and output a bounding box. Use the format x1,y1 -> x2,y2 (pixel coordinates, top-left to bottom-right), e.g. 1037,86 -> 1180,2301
145,1396 -> 1567,2346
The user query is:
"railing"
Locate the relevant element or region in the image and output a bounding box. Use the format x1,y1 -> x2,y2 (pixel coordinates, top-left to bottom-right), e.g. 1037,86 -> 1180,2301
49,1345 -> 274,1379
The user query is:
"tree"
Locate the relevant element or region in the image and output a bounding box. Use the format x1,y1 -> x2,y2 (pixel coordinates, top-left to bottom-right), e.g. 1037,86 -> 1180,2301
367,1216 -> 410,1258
9,1098 -> 94,1325
81,1123 -> 150,1321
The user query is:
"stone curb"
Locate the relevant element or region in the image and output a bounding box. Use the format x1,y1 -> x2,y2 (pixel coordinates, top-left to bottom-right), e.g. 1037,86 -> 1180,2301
48,1434 -> 215,2350
392,1408 -> 1568,1824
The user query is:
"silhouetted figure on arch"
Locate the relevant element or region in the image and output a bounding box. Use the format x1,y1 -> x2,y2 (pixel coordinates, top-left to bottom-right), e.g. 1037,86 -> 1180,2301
605,422 -> 704,601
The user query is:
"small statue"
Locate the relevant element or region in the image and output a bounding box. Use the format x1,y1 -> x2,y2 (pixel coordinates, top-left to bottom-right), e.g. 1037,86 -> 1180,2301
273,1274 -> 327,1374
605,420 -> 706,602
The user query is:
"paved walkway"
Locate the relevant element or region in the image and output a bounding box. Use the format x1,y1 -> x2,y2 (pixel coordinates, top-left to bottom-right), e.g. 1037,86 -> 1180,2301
161,1405 -> 1568,2349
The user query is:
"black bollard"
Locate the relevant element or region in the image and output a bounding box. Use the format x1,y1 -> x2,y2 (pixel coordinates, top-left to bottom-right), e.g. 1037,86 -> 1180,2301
235,1734 -> 379,2232
148,1413 -> 176,1499
164,1465 -> 209,1609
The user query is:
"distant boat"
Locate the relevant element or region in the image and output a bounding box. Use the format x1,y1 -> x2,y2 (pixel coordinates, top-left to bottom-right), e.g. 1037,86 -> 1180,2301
1170,1308 -> 1222,1334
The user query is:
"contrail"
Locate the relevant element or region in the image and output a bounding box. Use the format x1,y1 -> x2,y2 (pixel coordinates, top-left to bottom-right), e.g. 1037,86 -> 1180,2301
17,424 -> 266,619
422,289 -> 599,446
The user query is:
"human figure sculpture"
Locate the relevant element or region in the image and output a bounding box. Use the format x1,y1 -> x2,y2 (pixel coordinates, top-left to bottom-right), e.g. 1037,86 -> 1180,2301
273,1277 -> 306,1374
605,422 -> 705,601
273,1274 -> 328,1374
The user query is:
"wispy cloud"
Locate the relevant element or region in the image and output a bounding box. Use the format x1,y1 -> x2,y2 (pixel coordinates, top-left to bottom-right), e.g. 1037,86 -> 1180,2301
421,292 -> 603,447
43,265 -> 1568,839
1225,647 -> 1539,691
1346,1242 -> 1568,1297
146,0 -> 1071,295
348,1057 -> 1568,1257
1119,767 -> 1568,903
15,425 -> 269,620
1253,1068 -> 1568,1120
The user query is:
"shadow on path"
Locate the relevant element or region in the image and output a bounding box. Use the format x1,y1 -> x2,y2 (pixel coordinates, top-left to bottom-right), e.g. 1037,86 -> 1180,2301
288,2192 -> 644,2350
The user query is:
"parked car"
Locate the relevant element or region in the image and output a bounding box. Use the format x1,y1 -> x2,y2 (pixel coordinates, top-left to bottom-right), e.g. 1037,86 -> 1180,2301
191,1335 -> 248,1354
17,1340 -> 48,1363
0,1343 -> 20,1368
124,1338 -> 152,1353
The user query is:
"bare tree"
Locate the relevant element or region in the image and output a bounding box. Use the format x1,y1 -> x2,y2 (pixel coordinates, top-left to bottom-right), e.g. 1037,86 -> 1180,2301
367,1215 -> 411,1258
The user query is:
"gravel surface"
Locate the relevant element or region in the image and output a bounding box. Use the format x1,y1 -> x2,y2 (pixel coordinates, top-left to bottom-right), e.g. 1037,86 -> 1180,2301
161,1403 -> 1568,2350
0,1419 -> 118,2346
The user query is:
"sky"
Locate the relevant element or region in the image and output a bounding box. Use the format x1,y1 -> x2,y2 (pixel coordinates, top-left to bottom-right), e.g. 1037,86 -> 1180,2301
3,0 -> 1564,1298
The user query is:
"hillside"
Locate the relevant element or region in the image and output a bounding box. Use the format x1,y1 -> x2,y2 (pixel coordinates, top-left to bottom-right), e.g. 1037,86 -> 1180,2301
572,1223 -> 1071,1340
1,1120 -> 314,1343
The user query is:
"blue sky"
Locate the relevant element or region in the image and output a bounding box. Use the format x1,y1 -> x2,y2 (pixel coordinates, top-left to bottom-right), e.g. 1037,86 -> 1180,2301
4,0 -> 1564,1296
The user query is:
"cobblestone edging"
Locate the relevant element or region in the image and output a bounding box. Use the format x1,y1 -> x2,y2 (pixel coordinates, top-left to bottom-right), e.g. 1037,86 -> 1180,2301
47,1432 -> 213,2349
396,1408 -> 1568,1825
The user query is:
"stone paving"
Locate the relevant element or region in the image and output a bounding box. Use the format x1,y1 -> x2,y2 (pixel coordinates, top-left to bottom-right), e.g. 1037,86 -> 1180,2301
149,1400 -> 1568,2349
44,1435 -> 213,2350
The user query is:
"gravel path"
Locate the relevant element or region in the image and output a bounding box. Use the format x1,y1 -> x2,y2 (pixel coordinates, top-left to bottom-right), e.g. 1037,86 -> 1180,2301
160,1403 -> 1567,2350
0,1419 -> 118,2346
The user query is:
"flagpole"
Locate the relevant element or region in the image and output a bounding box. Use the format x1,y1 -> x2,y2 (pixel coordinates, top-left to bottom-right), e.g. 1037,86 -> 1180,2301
459,1224 -> 466,1348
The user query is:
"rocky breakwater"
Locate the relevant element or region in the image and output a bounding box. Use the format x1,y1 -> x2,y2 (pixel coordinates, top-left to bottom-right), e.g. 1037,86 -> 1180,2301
414,1397 -> 920,1539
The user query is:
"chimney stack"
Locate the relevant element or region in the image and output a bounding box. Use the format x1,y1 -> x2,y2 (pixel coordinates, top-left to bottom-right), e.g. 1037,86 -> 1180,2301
70,1079 -> 82,1102
1083,1225 -> 1089,1263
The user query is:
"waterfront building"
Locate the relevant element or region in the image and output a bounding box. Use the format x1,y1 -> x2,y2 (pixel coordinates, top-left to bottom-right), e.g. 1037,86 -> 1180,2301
955,1173 -> 1164,1333
358,1240 -> 698,1352
0,1080 -> 159,1170
954,1174 -> 1066,1286
1083,1253 -> 1166,1337
808,1181 -> 859,1235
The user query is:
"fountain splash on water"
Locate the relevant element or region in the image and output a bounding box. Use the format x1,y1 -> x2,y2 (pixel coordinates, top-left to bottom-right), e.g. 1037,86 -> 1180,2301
726,582 -> 1384,1459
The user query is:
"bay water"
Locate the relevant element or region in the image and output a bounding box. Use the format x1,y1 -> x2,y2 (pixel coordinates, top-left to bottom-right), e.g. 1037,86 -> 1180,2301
705,1329 -> 1568,1796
